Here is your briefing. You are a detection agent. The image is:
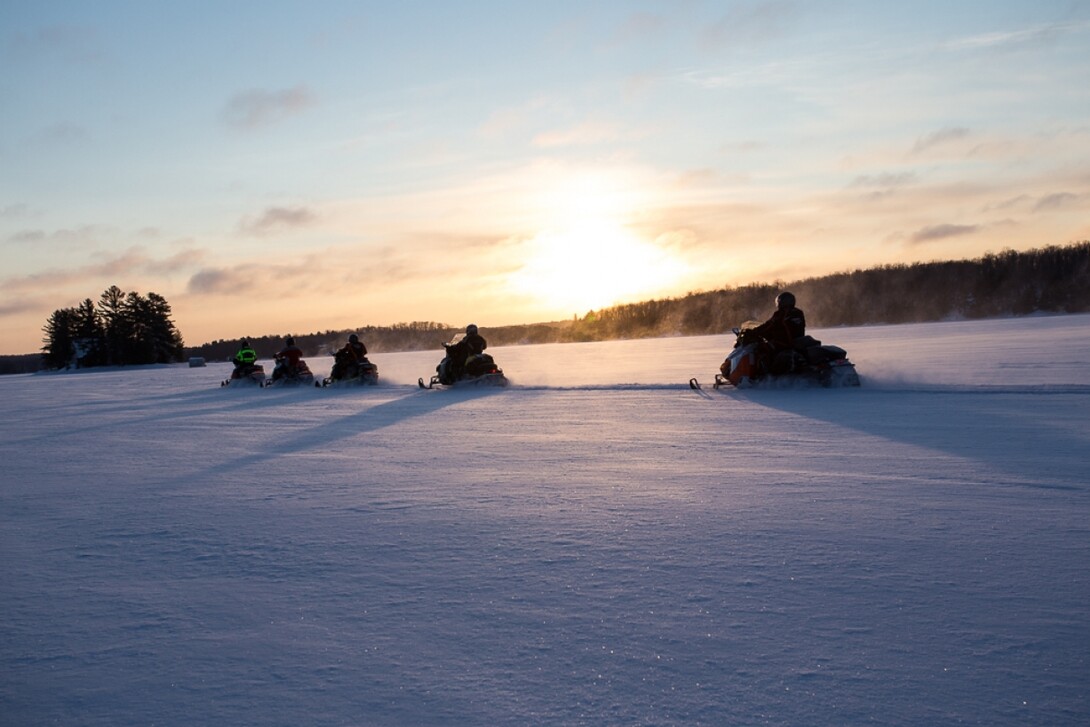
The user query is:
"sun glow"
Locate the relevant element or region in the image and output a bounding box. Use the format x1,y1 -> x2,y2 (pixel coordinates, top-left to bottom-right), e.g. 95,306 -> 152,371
508,219 -> 688,315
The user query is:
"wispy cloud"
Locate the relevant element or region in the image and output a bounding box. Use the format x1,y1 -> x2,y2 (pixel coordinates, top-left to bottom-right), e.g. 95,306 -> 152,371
608,12 -> 670,48
910,223 -> 980,244
8,24 -> 105,63
38,122 -> 88,144
849,172 -> 919,201
944,21 -> 1090,52
238,206 -> 318,236
1033,192 -> 1080,211
532,121 -> 640,148
849,172 -> 918,189
0,246 -> 202,295
221,86 -> 316,130
5,224 -> 107,247
0,299 -> 43,317
911,127 -> 971,155
701,1 -> 802,50
1,204 -> 32,220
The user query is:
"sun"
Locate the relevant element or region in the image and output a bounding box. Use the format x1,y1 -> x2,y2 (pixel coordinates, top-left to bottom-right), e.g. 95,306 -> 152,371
508,219 -> 688,315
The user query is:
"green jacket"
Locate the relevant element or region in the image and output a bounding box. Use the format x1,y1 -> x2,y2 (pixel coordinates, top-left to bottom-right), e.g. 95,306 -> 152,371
235,346 -> 257,365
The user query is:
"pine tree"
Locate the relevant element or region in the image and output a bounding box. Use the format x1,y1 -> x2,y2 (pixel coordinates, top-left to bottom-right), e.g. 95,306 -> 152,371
41,307 -> 77,369
98,285 -> 129,365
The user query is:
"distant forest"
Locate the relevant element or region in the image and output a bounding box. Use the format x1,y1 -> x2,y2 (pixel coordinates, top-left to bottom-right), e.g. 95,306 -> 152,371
2,242 -> 1086,375
187,242 -> 1089,363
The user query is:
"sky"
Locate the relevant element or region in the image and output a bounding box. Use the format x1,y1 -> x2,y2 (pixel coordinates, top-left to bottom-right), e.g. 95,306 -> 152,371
2,0 -> 1089,355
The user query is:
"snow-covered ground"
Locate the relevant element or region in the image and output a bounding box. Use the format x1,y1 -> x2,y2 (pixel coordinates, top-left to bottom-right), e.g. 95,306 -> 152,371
2,315 -> 1088,726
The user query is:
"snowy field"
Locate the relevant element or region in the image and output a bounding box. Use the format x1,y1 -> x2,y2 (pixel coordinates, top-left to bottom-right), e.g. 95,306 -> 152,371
2,315 -> 1088,726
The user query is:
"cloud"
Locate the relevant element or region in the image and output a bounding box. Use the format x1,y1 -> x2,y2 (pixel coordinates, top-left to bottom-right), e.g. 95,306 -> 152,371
944,21 -> 1090,53
701,1 -> 801,50
1,204 -> 32,220
221,86 -> 316,130
8,24 -> 105,63
532,121 -> 637,148
849,172 -> 917,189
1033,192 -> 1080,211
0,246 -> 205,295
0,298 -> 42,317
911,127 -> 971,155
848,172 -> 918,201
38,122 -> 88,144
5,224 -> 106,247
609,12 -> 670,47
238,206 -> 318,236
145,249 -> 208,275
909,223 -> 980,244
187,267 -> 258,295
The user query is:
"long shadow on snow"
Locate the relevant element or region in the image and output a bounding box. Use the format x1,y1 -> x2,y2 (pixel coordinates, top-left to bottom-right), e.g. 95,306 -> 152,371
1,381 -> 402,446
710,383 -> 1090,492
186,386 -> 499,481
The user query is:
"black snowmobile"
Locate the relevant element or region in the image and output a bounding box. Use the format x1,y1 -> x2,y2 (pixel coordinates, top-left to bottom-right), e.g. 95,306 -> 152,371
319,349 -> 379,387
419,335 -> 507,389
221,362 -> 266,388
267,355 -> 316,387
690,322 -> 861,390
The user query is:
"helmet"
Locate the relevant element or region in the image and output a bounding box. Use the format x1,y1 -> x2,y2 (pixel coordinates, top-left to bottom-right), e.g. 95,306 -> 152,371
775,292 -> 796,309
240,340 -> 249,347
466,324 -> 478,335
349,334 -> 359,344
286,336 -> 295,346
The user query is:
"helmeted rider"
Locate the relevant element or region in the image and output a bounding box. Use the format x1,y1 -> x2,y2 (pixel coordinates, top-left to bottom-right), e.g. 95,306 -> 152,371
332,333 -> 369,380
462,324 -> 487,357
753,292 -> 806,374
274,336 -> 304,379
446,324 -> 488,381
233,339 -> 257,372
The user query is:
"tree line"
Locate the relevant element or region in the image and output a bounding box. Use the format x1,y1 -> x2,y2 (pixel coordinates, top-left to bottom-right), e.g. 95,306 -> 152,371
184,242 -> 1089,362
40,285 -> 185,369
5,241 -> 1086,375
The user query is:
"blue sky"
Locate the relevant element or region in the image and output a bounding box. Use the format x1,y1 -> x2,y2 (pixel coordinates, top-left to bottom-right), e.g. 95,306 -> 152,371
2,1 -> 1089,354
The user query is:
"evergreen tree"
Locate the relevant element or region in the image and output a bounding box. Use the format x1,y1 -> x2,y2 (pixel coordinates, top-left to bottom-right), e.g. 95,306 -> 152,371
98,285 -> 129,365
72,298 -> 106,367
145,292 -> 185,362
41,307 -> 78,369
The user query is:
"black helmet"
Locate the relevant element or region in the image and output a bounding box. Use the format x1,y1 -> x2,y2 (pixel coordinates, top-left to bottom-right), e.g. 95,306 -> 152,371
466,324 -> 478,335
286,336 -> 295,346
240,339 -> 249,347
775,292 -> 796,309
349,334 -> 359,344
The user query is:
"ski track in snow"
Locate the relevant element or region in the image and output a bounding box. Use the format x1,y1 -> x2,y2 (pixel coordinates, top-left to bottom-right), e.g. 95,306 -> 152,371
2,315 -> 1089,726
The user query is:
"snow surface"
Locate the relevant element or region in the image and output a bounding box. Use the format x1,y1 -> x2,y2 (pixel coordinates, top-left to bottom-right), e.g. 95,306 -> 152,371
2,315 -> 1089,726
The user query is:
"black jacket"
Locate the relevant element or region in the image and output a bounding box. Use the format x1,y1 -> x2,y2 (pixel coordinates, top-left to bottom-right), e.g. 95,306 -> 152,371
754,307 -> 806,349
463,333 -> 487,356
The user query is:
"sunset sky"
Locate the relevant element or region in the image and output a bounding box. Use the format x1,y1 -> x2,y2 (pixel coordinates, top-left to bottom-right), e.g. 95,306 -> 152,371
2,1 -> 1089,355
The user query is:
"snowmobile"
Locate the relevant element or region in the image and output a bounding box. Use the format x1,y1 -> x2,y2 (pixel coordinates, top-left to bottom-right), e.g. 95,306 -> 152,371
690,322 -> 861,390
221,362 -> 266,387
266,356 -> 316,387
418,336 -> 507,389
319,350 -> 379,387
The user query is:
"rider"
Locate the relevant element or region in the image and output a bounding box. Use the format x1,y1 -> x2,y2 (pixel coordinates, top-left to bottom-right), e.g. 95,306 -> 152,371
447,324 -> 487,380
274,336 -> 304,380
753,292 -> 806,374
332,333 -> 368,380
462,324 -> 487,357
233,339 -> 257,373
